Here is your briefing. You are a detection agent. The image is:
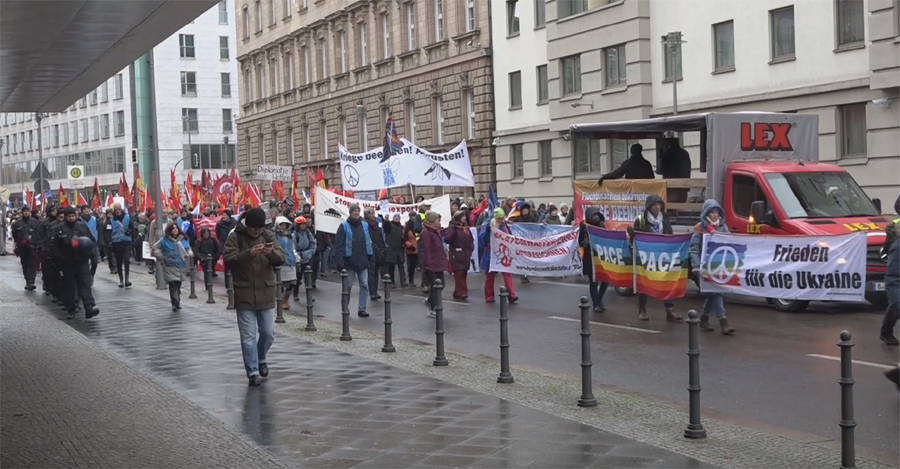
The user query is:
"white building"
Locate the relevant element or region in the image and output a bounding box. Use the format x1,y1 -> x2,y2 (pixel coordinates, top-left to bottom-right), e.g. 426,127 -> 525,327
492,0 -> 899,206
0,0 -> 240,201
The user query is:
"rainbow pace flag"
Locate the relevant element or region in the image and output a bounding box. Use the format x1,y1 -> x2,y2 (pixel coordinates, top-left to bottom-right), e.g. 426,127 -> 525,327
586,225 -> 633,288
633,232 -> 692,300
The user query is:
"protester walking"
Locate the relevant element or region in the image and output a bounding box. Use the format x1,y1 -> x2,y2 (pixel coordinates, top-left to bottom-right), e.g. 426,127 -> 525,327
223,207 -> 285,386
481,208 -> 518,303
274,217 -> 298,310
419,211 -> 447,317
51,207 -> 99,320
195,227 -> 219,280
364,208 -> 386,300
291,215 -> 316,300
580,208 -> 609,313
332,204 -> 375,317
11,205 -> 39,290
880,195 -> 900,346
445,211 -> 474,300
108,204 -> 133,288
690,200 -> 735,334
382,213 -> 408,287
630,195 -> 681,322
79,205 -> 100,279
403,217 -> 419,288
153,223 -> 192,311
35,205 -> 59,293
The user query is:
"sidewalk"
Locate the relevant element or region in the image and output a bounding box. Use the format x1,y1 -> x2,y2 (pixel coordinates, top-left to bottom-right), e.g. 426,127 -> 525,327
0,261 -> 711,469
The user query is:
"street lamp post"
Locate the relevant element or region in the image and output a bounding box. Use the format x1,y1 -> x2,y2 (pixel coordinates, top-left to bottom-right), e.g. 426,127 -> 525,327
35,113 -> 45,211
663,32 -> 686,116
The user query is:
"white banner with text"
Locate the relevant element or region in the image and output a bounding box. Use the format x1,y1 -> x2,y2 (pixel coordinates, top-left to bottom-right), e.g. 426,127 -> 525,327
315,187 -> 451,234
488,226 -> 582,277
338,140 -> 474,191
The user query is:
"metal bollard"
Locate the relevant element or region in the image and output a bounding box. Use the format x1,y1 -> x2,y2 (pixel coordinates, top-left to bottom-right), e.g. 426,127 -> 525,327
577,296 -> 597,407
498,287 -> 514,383
188,257 -> 197,299
340,269 -> 352,341
304,266 -> 316,332
275,267 -> 285,324
838,330 -> 856,469
205,255 -> 215,304
382,274 -> 395,353
683,310 -> 707,439
432,279 -> 448,366
225,268 -> 235,310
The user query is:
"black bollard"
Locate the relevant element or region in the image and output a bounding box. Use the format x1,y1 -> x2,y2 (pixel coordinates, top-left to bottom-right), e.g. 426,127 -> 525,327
304,266 -> 316,332
188,257 -> 197,299
838,330 -> 856,469
205,255 -> 215,304
577,296 -> 597,407
382,274 -> 395,353
340,269 -> 351,341
275,267 -> 285,324
225,268 -> 235,310
432,279 -> 448,366
498,286 -> 514,383
683,310 -> 707,439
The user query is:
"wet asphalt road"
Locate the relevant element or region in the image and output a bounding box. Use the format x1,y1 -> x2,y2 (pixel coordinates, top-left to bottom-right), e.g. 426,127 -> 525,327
274,270 -> 900,465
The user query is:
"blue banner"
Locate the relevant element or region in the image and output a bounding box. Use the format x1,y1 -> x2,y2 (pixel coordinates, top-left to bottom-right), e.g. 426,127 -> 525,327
509,223 -> 572,240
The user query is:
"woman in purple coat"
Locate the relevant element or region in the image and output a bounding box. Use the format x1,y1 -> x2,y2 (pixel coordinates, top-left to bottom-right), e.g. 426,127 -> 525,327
419,210 -> 448,317
444,211 -> 474,300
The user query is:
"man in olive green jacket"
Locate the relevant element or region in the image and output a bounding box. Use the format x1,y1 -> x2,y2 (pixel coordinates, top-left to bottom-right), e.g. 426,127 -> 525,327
223,207 -> 285,386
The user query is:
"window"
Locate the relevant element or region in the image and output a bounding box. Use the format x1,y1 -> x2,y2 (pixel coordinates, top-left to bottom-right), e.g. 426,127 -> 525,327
269,0 -> 276,25
255,0 -> 263,31
273,131 -> 279,164
114,111 -> 125,136
89,89 -> 98,105
434,96 -> 445,145
573,138 -> 601,174
284,52 -> 295,89
319,38 -> 328,79
714,21 -> 735,71
558,0 -> 587,19
219,1 -> 229,24
52,125 -> 59,147
604,44 -> 626,88
539,140 -> 552,176
534,0 -> 546,27
115,74 -> 124,99
731,174 -> 766,219
270,57 -> 279,94
70,123 -> 77,143
320,121 -> 328,159
221,109 -> 233,133
381,13 -> 392,59
836,0 -> 864,46
405,100 -> 416,144
434,0 -> 444,41
662,36 -> 682,80
256,62 -> 265,98
181,72 -> 197,96
282,0 -> 291,18
339,30 -> 348,73
220,36 -> 230,60
101,82 -> 109,102
561,55 -> 581,96
182,108 -> 199,133
466,90 -> 476,139
179,34 -> 195,58
101,114 -> 110,138
536,65 -> 548,102
840,103 -> 867,158
81,119 -> 88,142
79,97 -> 87,108
770,6 -> 795,60
221,72 -> 232,97
303,125 -> 311,161
357,23 -> 369,67
359,113 -> 369,150
91,116 -> 99,140
302,46 -> 311,84
288,128 -> 295,162
465,0 -> 476,32
507,0 -> 520,36
188,144 -> 236,169
609,139 -> 635,169
339,115 -> 347,145
511,144 -> 524,178
243,6 -> 250,39
243,68 -> 252,99
406,3 -> 417,51
508,71 -> 522,108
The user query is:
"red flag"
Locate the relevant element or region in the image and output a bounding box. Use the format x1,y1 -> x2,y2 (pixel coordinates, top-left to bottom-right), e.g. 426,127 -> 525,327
248,184 -> 262,207
271,180 -> 285,202
307,170 -> 316,188
119,173 -> 134,210
170,169 -> 182,212
58,184 -> 70,208
291,170 -> 301,207
24,188 -> 33,208
145,171 -> 156,212
77,192 -> 88,207
105,192 -> 114,208
377,188 -> 388,200
134,169 -> 147,213
91,177 -> 101,210
315,168 -> 326,188
185,172 -> 195,209
232,165 -> 243,209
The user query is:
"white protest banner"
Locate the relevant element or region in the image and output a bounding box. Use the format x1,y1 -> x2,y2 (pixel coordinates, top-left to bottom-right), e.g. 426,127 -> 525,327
338,140 -> 475,190
315,187 -> 451,234
402,139 -> 476,188
699,232 -> 866,301
489,226 -> 581,277
256,164 -> 293,181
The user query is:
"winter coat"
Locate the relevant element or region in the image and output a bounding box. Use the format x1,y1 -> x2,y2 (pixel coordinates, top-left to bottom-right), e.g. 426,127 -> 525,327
49,220 -> 95,267
887,236 -> 899,308
293,228 -> 317,263
444,224 -> 474,273
382,221 -> 405,264
195,230 -> 220,261
108,213 -> 133,247
216,217 -> 237,252
419,224 -> 448,272
601,151 -> 655,180
631,195 -> 673,237
277,230 -> 298,283
544,214 -> 562,225
153,236 -> 191,283
332,217 -> 373,272
11,217 -> 39,252
367,219 -> 386,265
689,200 -> 730,271
579,207 -> 604,277
315,230 -> 332,253
403,220 -> 418,255
223,221 -> 286,310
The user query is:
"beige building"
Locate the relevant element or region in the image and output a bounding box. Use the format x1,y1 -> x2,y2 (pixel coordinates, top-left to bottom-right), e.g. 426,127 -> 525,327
235,0 -> 495,199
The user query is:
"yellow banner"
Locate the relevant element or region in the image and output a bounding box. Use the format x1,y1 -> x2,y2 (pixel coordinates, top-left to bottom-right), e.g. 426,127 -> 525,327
573,180 -> 667,231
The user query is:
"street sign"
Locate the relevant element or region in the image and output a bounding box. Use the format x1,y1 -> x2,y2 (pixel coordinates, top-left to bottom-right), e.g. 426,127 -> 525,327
67,165 -> 85,187
30,162 -> 51,179
33,179 -> 50,193
257,164 -> 292,181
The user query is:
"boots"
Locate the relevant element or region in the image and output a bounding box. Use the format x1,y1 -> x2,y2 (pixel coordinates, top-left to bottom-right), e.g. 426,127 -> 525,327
719,317 -> 735,335
638,306 -> 649,321
124,268 -> 131,287
665,306 -> 683,322
282,295 -> 291,310
698,313 -> 715,332
118,270 -> 125,288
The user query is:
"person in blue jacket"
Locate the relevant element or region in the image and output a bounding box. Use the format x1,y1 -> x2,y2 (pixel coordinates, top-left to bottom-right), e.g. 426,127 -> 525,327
290,215 -> 316,301
332,204 -> 374,317
107,203 -> 133,288
78,205 -> 100,279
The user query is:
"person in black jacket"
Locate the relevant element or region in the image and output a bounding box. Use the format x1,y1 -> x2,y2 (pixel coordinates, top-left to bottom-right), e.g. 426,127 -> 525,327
35,205 -> 59,294
597,143 -> 655,185
657,138 -> 693,203
382,213 -> 408,287
364,208 -> 387,301
579,207 -> 609,313
51,207 -> 99,320
215,210 -> 237,277
195,227 -> 220,279
11,206 -> 40,290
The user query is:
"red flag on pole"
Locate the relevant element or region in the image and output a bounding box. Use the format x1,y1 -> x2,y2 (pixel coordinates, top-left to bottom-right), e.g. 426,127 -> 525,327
58,184 -> 70,208
91,177 -> 102,210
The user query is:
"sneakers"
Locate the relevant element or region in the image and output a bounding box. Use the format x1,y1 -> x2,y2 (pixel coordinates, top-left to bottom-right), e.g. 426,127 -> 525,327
881,334 -> 900,346
638,307 -> 649,321
259,363 -> 269,377
85,306 -> 99,319
248,375 -> 262,386
370,294 -> 382,300
429,310 -> 437,318
358,309 -> 370,318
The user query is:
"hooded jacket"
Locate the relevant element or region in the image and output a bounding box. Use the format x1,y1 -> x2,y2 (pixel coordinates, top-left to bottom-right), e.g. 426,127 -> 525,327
579,207 -> 605,277
690,199 -> 730,269
632,195 -> 672,235
195,227 -> 220,260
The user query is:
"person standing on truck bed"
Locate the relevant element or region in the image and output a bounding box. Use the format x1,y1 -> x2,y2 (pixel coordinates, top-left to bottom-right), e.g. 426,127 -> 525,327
597,143 -> 655,186
657,138 -> 693,203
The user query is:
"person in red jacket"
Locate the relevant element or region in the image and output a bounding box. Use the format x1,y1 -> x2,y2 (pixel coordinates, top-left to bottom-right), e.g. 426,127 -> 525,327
419,210 -> 447,317
444,211 -> 474,300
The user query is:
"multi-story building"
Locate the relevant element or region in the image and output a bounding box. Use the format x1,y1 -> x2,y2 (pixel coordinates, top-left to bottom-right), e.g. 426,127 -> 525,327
235,0 -> 495,198
493,0 -> 899,206
0,0 -> 240,201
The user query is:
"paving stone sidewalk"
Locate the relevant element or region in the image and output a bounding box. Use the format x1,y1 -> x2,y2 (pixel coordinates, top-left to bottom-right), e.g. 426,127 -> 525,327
1,264 -> 712,469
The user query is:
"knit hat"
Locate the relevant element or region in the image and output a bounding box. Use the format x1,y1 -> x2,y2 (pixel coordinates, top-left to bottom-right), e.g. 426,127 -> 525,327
244,207 -> 267,228
349,203 -> 361,214
424,210 -> 441,223
275,216 -> 292,227
63,207 -> 77,216
493,207 -> 505,219
392,213 -> 401,221
548,204 -> 558,213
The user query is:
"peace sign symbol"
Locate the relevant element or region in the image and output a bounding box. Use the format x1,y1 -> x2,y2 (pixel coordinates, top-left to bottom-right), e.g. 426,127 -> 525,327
344,165 -> 360,187
706,245 -> 739,285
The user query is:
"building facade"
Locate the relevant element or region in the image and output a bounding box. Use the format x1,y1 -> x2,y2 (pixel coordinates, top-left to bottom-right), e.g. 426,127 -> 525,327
493,0 -> 900,206
235,0 -> 495,198
0,0 -> 240,200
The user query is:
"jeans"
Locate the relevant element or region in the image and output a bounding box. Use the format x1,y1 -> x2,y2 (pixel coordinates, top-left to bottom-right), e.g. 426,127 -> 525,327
638,294 -> 674,310
702,294 -> 726,319
236,309 -> 276,378
319,247 -> 331,273
589,280 -> 609,309
346,268 -> 369,312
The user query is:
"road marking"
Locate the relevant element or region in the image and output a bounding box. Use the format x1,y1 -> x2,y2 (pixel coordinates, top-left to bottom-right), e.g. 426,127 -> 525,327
548,316 -> 660,334
402,295 -> 471,306
806,354 -> 895,370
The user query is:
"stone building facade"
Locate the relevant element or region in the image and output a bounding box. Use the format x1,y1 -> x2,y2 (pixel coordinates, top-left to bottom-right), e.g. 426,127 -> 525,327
236,0 -> 495,199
